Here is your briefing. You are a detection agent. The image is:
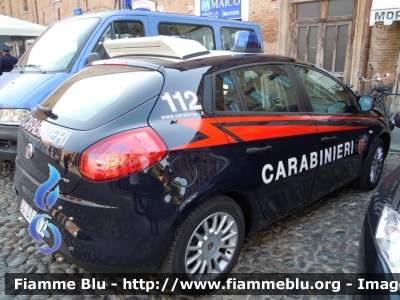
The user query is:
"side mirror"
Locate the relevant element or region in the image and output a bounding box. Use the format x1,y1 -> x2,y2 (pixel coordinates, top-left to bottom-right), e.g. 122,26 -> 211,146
347,84 -> 354,89
358,95 -> 374,111
394,112 -> 400,128
87,52 -> 101,65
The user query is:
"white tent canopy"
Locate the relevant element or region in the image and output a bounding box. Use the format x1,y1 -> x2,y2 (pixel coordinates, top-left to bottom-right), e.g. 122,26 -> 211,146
0,15 -> 46,36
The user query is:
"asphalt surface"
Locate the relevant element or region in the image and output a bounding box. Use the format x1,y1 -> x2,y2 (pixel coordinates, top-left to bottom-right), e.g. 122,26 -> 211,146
0,152 -> 400,300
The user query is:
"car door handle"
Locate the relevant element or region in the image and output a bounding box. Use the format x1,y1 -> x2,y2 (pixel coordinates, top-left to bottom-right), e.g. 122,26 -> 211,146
321,136 -> 337,143
246,146 -> 272,155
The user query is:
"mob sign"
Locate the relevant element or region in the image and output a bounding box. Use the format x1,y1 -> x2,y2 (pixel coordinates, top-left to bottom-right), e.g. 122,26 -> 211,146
370,9 -> 400,26
200,0 -> 242,19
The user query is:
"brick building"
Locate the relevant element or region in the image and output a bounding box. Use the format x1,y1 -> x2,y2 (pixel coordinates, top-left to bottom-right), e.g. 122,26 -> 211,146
1,0 -> 399,112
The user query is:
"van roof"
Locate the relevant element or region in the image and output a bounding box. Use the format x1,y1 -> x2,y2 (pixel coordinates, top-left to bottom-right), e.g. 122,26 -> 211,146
53,9 -> 260,26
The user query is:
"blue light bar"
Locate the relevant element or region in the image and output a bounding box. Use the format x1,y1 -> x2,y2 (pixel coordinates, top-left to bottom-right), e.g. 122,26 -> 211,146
74,7 -> 82,16
231,31 -> 263,53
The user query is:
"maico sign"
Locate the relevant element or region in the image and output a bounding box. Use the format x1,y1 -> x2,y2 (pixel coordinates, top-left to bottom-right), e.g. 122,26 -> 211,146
200,0 -> 242,19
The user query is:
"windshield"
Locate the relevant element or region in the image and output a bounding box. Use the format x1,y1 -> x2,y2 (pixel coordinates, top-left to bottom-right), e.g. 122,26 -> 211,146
18,18 -> 100,72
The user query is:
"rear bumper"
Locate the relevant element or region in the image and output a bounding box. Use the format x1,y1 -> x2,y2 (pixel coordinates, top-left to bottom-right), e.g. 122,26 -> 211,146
14,159 -> 177,273
0,124 -> 18,161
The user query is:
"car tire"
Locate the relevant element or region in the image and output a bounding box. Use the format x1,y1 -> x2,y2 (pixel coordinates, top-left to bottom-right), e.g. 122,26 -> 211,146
352,138 -> 385,191
162,195 -> 245,282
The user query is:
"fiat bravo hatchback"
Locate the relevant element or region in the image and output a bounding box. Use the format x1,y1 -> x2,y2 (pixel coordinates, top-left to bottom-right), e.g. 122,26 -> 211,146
14,34 -> 400,280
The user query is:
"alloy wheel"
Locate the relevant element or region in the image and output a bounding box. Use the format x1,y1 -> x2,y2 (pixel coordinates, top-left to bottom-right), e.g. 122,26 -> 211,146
185,212 -> 239,279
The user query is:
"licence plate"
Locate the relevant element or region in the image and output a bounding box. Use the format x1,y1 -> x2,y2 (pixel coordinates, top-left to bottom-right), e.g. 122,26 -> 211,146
20,199 -> 49,238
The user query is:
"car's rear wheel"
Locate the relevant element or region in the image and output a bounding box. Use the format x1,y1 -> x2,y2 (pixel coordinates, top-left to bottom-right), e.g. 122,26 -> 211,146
353,138 -> 385,191
162,195 -> 245,282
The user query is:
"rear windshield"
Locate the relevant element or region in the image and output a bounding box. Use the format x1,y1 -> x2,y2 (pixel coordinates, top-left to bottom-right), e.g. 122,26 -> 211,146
40,66 -> 164,130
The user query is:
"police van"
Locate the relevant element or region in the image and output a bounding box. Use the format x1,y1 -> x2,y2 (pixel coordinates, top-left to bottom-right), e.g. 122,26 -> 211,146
0,10 -> 262,161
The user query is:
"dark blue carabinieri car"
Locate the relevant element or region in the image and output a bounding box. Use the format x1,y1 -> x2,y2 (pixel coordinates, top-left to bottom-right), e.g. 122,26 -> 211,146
14,33 -> 400,280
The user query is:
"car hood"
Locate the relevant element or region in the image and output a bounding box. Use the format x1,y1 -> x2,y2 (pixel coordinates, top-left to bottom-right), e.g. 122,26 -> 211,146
0,72 -> 71,110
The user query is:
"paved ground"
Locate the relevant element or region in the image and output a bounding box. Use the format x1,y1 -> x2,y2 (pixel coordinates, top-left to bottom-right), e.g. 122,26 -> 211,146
0,153 -> 400,300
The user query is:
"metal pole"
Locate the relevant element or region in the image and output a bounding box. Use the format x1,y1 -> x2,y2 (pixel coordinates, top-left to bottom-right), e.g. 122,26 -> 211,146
34,0 -> 39,24
8,0 -> 13,17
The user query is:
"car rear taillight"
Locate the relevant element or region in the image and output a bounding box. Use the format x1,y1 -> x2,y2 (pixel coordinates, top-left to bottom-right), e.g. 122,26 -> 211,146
79,128 -> 167,182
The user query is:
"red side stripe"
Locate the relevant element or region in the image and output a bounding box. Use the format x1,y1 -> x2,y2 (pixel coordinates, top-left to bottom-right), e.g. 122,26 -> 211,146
225,125 -> 318,141
170,117 -> 368,150
315,125 -> 367,134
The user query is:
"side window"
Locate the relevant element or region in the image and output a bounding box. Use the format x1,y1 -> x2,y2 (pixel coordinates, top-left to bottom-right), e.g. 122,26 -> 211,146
295,66 -> 353,113
221,27 -> 255,50
92,25 -> 112,59
158,23 -> 215,50
92,21 -> 144,59
234,64 -> 299,113
215,71 -> 243,112
114,21 -> 144,39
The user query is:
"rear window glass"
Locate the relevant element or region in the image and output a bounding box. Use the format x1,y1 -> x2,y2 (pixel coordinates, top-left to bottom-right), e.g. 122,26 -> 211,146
40,66 -> 164,130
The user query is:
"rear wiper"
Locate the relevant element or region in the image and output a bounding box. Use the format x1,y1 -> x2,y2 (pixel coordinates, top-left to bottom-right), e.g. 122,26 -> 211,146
24,64 -> 46,73
36,104 -> 58,119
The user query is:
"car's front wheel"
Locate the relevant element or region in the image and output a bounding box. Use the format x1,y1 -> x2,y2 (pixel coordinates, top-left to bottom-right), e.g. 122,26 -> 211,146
162,195 -> 245,281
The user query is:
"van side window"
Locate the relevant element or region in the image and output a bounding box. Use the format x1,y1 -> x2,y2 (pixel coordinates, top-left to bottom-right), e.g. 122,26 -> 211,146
158,23 -> 215,50
221,27 -> 255,50
114,21 -> 144,39
234,64 -> 299,113
92,25 -> 112,59
92,21 -> 145,59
